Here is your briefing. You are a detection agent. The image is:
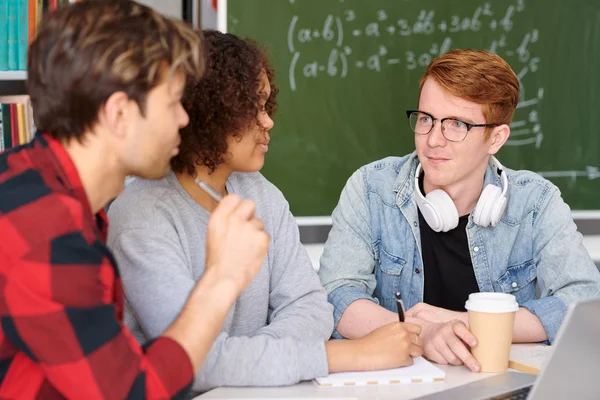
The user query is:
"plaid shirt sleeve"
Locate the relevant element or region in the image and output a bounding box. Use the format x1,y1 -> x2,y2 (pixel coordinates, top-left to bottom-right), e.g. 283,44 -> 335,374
0,162 -> 193,398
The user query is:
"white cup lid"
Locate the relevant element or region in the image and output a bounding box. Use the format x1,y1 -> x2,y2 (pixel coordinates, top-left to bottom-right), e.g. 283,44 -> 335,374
464,292 -> 519,313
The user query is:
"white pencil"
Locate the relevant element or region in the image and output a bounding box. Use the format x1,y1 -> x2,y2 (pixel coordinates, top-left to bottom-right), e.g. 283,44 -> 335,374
194,178 -> 223,202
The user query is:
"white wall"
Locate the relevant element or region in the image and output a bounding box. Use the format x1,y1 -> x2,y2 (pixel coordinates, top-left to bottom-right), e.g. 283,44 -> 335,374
134,1 -> 220,30
201,0 -> 218,30
135,0 -> 182,19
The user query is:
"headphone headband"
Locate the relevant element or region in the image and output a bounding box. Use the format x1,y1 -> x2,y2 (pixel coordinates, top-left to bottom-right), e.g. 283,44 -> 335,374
490,155 -> 508,200
414,156 -> 508,231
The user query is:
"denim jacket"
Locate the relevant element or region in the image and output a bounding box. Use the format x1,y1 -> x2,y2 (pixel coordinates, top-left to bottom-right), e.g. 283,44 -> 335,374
319,152 -> 600,343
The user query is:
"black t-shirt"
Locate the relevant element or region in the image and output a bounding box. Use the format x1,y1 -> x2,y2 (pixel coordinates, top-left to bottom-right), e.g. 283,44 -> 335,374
418,176 -> 480,311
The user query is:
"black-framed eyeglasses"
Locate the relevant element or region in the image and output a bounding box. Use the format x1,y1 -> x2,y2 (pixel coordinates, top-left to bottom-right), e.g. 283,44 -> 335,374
405,110 -> 500,142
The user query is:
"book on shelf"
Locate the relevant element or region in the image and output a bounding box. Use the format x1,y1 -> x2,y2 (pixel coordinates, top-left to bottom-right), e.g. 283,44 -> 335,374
1,0 -> 83,72
0,104 -> 3,151
6,0 -> 18,70
0,95 -> 34,151
0,1 -> 8,71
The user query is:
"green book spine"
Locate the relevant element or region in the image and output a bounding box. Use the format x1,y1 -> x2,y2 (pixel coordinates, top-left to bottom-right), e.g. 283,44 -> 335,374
0,0 -> 8,70
2,104 -> 12,149
7,0 -> 18,70
17,0 -> 28,70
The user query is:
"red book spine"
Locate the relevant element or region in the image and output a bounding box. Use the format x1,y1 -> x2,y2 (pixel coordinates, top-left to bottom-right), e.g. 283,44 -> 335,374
9,104 -> 19,148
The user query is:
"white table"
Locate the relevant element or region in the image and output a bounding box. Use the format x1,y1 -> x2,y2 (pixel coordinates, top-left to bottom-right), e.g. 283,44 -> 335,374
195,344 -> 546,400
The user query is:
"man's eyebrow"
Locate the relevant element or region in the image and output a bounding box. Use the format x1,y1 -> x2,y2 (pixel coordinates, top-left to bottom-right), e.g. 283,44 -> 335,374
420,109 -> 478,124
446,115 -> 477,124
417,109 -> 435,118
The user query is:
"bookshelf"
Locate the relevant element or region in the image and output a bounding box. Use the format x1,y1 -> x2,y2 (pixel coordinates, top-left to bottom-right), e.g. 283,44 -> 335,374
0,72 -> 28,152
0,71 -> 27,81
0,76 -> 27,96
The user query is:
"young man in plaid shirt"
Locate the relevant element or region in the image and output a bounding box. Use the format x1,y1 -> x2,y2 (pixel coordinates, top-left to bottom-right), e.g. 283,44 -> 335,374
0,1 -> 268,398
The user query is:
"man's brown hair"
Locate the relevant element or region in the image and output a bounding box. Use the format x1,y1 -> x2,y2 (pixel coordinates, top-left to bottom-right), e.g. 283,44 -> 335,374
420,49 -> 520,137
27,0 -> 204,141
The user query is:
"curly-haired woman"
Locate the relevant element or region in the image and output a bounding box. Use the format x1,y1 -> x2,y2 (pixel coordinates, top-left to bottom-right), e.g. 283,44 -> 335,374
107,30 -> 422,394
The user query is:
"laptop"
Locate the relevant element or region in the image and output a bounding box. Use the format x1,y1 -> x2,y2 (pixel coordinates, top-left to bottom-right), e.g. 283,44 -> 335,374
417,297 -> 600,400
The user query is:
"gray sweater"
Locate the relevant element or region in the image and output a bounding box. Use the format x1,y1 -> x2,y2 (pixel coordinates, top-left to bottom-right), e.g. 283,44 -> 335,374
107,171 -> 333,393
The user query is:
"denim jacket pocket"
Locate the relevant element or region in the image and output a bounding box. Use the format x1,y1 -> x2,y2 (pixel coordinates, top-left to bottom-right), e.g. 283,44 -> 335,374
379,247 -> 406,275
375,247 -> 406,305
497,259 -> 537,297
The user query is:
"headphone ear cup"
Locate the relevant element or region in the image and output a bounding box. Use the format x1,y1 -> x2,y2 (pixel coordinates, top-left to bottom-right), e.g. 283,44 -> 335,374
425,189 -> 459,232
417,198 -> 443,233
490,196 -> 507,227
473,184 -> 502,227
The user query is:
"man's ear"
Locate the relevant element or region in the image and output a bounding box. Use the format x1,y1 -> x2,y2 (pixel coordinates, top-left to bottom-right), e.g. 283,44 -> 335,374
488,124 -> 510,155
97,91 -> 132,138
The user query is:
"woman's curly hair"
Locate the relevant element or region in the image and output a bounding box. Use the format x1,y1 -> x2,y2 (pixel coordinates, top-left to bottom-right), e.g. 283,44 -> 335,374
171,30 -> 279,175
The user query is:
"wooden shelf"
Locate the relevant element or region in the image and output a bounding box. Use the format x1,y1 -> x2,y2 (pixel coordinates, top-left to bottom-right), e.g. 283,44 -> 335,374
0,71 -> 27,80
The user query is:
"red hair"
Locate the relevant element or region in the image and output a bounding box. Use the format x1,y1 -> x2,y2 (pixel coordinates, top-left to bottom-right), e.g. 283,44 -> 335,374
420,49 -> 520,137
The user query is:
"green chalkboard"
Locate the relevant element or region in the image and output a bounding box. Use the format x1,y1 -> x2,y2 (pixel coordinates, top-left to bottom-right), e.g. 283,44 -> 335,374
228,0 -> 600,215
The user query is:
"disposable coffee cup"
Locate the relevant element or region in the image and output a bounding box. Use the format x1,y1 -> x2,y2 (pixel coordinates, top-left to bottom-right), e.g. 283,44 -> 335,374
465,292 -> 519,373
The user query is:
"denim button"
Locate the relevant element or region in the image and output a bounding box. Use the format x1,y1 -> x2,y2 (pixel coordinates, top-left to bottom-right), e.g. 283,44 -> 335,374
474,246 -> 480,252
512,282 -> 518,288
415,268 -> 421,274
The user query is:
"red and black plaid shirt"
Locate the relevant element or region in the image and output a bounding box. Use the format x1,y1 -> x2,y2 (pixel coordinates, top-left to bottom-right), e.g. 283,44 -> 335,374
0,134 -> 193,399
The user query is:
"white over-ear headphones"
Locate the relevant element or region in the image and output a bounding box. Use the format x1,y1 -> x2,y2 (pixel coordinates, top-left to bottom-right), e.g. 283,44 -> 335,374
414,156 -> 508,232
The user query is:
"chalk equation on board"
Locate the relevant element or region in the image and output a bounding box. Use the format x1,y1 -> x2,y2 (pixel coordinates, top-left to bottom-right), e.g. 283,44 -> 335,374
537,167 -> 600,184
286,1 -> 528,81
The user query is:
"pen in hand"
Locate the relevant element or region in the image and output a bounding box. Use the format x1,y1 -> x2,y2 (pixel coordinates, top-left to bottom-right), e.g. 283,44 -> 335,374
194,178 -> 223,202
395,292 -> 405,322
